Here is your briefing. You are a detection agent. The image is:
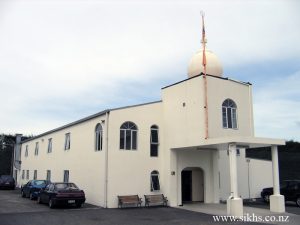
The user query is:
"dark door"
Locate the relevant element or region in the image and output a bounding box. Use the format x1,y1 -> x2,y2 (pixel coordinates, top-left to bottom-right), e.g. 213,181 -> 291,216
182,170 -> 192,202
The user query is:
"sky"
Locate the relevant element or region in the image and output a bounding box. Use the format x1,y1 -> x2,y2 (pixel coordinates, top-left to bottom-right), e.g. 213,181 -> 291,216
0,0 -> 299,141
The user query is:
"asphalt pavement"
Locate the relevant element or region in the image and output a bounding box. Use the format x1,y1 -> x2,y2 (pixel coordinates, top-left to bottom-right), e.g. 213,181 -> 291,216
0,189 -> 298,225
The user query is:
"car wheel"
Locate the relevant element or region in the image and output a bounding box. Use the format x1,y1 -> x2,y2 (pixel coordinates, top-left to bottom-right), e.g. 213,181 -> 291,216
296,197 -> 300,207
21,191 -> 25,198
37,196 -> 42,204
29,193 -> 34,200
49,199 -> 55,208
263,194 -> 270,202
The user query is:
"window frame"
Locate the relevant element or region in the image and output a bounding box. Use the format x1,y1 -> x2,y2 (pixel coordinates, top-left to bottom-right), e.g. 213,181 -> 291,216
25,145 -> 28,157
48,138 -> 52,153
150,125 -> 159,157
150,170 -> 160,192
222,99 -> 238,129
22,170 -> 25,179
63,170 -> 69,183
34,142 -> 39,156
119,122 -> 138,150
95,123 -> 103,151
26,170 -> 29,180
46,170 -> 51,181
33,170 -> 37,180
64,133 -> 71,150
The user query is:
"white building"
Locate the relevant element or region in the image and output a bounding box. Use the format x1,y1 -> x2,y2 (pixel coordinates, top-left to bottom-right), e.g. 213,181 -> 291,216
15,31 -> 286,216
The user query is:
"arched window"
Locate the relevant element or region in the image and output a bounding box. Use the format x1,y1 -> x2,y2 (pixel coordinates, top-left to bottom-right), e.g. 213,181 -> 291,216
120,122 -> 138,150
150,170 -> 160,191
222,99 -> 238,129
95,123 -> 103,151
150,125 -> 159,157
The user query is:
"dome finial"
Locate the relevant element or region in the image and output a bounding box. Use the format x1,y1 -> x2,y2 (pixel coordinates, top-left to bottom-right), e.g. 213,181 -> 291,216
187,12 -> 223,78
200,10 -> 207,76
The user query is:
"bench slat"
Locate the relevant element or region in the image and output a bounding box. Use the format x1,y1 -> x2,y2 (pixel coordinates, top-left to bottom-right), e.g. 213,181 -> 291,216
144,194 -> 168,207
118,195 -> 142,208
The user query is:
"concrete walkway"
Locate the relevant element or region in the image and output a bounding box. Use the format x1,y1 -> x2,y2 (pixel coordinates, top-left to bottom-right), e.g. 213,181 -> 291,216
177,203 -> 300,225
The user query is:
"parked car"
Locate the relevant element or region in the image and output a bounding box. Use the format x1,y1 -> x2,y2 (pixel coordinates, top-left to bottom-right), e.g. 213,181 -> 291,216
0,175 -> 15,189
261,180 -> 300,207
21,180 -> 50,199
37,182 -> 85,208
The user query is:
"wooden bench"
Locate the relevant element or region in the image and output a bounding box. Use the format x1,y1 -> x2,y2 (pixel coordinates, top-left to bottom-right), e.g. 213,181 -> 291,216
118,195 -> 142,208
144,194 -> 168,207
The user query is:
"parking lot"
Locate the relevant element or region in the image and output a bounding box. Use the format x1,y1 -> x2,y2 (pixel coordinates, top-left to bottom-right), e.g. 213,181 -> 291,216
0,189 -> 299,225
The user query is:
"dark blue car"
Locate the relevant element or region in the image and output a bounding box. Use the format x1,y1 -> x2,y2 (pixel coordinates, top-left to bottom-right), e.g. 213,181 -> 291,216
21,180 -> 50,200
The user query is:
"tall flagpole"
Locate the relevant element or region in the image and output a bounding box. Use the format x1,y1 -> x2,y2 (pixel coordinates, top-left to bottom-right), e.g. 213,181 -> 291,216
201,11 -> 209,139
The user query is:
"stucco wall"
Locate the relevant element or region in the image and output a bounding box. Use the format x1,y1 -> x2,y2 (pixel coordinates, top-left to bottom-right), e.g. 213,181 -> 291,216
106,102 -> 163,208
207,76 -> 254,138
219,148 -> 272,200
20,115 -> 107,206
176,149 -> 219,205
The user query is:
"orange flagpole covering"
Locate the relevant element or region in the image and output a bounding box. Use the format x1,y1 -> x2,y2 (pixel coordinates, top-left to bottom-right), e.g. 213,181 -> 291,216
202,13 -> 207,69
201,11 -> 209,139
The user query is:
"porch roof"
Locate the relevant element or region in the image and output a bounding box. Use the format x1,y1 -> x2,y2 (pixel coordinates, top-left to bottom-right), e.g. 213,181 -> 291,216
173,136 -> 285,150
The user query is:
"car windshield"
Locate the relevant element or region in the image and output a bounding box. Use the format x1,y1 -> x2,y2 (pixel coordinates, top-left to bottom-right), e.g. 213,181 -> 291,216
32,180 -> 46,185
55,183 -> 78,190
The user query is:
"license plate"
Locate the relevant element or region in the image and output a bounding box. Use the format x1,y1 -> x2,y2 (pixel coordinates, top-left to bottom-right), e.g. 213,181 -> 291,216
68,200 -> 75,204
5,182 -> 9,185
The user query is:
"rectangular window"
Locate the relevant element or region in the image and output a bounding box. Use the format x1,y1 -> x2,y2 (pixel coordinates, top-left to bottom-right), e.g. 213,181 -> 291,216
95,129 -> 103,151
125,130 -> 131,150
26,170 -> 29,180
232,108 -> 237,129
46,170 -> 51,181
48,138 -> 52,153
150,144 -> 158,157
120,128 -> 137,150
222,107 -> 227,128
227,108 -> 232,128
22,170 -> 25,179
25,145 -> 28,157
33,170 -> 37,179
63,170 -> 69,182
132,130 -> 137,150
64,133 -> 70,150
150,127 -> 159,157
120,130 -> 125,149
236,148 -> 240,156
34,142 -> 39,155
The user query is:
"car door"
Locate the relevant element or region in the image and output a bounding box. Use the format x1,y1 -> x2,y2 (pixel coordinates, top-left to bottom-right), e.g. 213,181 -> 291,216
44,184 -> 54,203
40,184 -> 50,202
284,181 -> 297,201
24,181 -> 31,196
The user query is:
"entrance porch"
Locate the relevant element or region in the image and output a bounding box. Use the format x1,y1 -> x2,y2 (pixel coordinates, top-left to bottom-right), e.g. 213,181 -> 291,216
172,136 -> 286,217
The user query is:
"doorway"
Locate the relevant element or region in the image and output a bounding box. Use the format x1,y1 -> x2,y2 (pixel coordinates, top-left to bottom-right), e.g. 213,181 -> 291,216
182,170 -> 192,202
181,167 -> 204,203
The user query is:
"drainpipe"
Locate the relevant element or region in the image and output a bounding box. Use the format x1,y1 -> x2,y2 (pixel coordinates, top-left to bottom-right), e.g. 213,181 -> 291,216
248,85 -> 254,136
104,111 -> 110,208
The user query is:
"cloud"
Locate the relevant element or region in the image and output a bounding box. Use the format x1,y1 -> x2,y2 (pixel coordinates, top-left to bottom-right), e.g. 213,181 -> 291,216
253,70 -> 300,141
0,0 -> 299,141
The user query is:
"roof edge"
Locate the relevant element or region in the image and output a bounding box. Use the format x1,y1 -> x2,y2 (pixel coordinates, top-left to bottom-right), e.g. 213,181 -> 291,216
21,100 -> 162,144
161,73 -> 251,90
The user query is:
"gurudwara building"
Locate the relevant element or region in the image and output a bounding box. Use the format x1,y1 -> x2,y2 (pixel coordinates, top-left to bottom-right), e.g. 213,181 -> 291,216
14,20 -> 286,216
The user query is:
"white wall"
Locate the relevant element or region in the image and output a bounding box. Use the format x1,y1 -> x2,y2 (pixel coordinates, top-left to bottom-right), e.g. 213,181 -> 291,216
106,102 -> 164,208
176,149 -> 219,205
207,76 -> 254,138
219,148 -> 273,200
20,115 -> 107,206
